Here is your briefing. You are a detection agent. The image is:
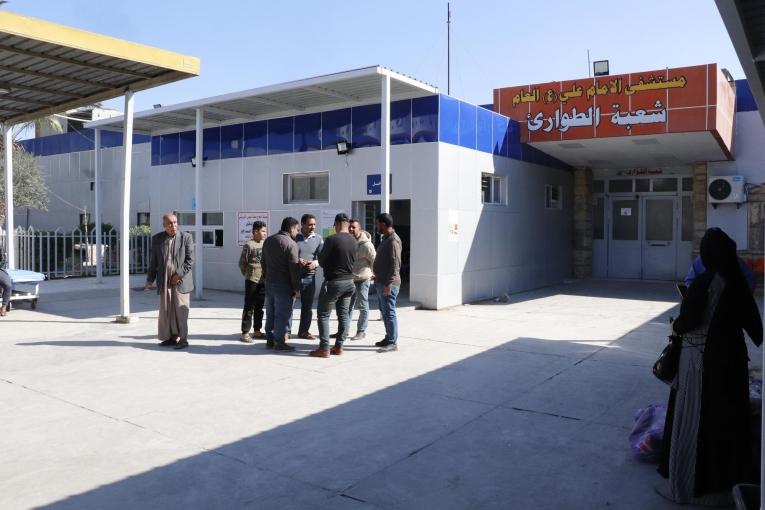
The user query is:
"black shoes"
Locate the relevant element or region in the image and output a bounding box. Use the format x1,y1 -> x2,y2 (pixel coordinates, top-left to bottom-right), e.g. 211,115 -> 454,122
375,339 -> 390,347
377,343 -> 398,353
159,338 -> 177,347
173,339 -> 189,350
274,343 -> 296,352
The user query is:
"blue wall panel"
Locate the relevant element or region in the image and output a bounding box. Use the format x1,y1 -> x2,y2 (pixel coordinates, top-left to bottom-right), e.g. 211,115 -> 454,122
439,95 -> 459,145
243,120 -> 267,157
160,133 -> 179,165
268,117 -> 293,155
178,131 -> 196,164
736,79 -> 758,112
151,136 -> 160,165
390,99 -> 411,145
220,124 -> 244,159
203,127 -> 221,161
322,108 -> 352,149
412,95 -> 438,143
492,113 -> 509,157
294,113 -> 322,152
352,104 -> 381,148
477,106 -> 493,153
458,101 -> 477,149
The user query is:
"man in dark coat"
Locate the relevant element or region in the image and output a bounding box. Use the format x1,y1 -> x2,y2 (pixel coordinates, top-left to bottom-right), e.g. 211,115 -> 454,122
145,213 -> 195,350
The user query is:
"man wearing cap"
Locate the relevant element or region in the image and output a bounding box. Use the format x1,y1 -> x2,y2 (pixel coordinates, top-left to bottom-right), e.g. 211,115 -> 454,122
310,213 -> 357,358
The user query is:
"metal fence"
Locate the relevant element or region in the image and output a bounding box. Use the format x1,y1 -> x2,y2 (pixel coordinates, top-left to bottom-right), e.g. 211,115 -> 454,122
0,226 -> 151,279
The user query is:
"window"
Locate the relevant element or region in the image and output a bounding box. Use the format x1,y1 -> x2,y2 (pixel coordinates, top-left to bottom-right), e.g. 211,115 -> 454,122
283,172 -> 329,204
652,178 -> 678,192
137,212 -> 150,226
481,174 -> 505,205
175,211 -> 224,247
545,184 -> 563,210
609,180 -> 632,193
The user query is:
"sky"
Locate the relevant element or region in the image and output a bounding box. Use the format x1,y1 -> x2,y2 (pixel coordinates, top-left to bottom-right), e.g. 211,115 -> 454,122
5,0 -> 745,113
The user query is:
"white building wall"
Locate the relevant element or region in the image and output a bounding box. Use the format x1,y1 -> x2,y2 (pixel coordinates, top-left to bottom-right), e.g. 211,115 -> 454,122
17,143 -> 151,233
708,110 -> 765,249
434,143 -> 573,309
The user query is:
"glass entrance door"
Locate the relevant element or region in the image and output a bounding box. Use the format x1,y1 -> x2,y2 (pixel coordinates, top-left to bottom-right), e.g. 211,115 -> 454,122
642,197 -> 677,280
607,198 -> 641,278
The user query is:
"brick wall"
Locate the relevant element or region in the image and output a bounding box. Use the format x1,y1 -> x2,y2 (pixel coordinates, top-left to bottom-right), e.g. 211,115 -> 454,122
573,167 -> 593,278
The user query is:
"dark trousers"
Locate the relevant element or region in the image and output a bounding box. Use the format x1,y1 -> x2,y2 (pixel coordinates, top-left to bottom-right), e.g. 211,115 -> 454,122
317,278 -> 355,349
0,269 -> 11,306
298,274 -> 316,334
241,280 -> 266,333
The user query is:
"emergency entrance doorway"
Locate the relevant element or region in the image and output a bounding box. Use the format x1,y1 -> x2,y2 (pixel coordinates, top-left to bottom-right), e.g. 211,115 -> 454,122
352,199 -> 411,284
593,176 -> 694,281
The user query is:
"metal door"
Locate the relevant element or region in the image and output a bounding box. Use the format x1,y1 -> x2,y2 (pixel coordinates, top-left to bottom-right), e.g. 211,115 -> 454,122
642,197 -> 677,280
607,198 -> 641,278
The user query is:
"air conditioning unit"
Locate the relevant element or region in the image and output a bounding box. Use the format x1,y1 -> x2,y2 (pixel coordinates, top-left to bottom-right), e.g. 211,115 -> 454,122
708,176 -> 746,204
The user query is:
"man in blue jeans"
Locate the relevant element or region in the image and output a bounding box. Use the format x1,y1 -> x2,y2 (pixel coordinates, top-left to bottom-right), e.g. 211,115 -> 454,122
310,213 -> 357,358
372,213 -> 402,353
261,217 -> 301,351
347,219 -> 376,340
295,214 -> 323,340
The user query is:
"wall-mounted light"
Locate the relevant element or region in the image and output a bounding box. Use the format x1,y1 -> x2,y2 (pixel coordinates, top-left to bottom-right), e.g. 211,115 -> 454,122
191,156 -> 207,167
593,60 -> 609,77
153,104 -> 162,109
336,140 -> 351,155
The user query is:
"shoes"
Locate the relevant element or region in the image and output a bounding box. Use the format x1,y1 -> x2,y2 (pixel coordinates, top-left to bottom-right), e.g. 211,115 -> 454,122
159,338 -> 177,347
350,332 -> 365,341
265,340 -> 275,349
173,339 -> 189,350
309,348 -> 330,358
252,330 -> 265,339
240,333 -> 253,343
377,343 -> 398,353
298,331 -> 316,340
274,343 -> 296,352
330,345 -> 343,355
375,339 -> 391,347
0,305 -> 6,317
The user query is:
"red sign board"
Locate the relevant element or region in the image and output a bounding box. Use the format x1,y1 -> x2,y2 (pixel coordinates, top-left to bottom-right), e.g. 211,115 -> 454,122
494,64 -> 722,143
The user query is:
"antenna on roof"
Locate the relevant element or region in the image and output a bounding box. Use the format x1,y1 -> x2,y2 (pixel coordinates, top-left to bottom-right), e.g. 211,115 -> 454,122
447,2 -> 451,95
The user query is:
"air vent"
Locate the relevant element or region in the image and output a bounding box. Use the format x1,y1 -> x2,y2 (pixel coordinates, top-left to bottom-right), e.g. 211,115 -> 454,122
631,138 -> 660,145
558,142 -> 585,149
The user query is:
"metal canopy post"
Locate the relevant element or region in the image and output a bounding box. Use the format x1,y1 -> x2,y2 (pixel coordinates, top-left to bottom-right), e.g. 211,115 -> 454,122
3,124 -> 14,269
94,128 -> 103,283
194,108 -> 203,300
380,74 -> 391,214
117,91 -> 135,323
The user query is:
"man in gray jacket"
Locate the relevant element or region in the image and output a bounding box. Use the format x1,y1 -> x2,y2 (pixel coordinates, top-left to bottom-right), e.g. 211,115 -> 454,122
262,217 -> 301,351
372,213 -> 402,353
145,213 -> 195,350
347,219 -> 376,340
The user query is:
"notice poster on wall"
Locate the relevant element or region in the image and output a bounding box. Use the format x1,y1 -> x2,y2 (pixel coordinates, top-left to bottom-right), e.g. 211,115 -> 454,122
448,210 -> 459,242
321,209 -> 344,238
238,211 -> 269,246
620,208 -> 632,217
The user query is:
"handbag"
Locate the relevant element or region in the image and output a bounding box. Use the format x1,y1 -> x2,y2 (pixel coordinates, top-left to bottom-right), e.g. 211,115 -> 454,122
653,334 -> 682,384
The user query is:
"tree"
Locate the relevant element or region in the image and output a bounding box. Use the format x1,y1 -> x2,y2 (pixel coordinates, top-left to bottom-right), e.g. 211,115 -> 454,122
0,144 -> 49,224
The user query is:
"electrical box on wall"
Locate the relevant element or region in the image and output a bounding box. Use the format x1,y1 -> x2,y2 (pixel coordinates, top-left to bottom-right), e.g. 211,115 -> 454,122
708,176 -> 746,205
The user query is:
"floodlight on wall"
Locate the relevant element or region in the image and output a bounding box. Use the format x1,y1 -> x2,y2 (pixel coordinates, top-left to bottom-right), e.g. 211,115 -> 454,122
593,60 -> 609,77
190,156 -> 207,167
336,140 -> 351,155
153,104 -> 162,109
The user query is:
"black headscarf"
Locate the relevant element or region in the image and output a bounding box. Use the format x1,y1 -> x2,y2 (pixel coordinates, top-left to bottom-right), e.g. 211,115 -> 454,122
699,227 -> 746,291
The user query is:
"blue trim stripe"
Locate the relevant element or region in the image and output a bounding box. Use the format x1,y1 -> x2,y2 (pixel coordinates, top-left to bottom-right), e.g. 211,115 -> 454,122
736,79 -> 758,112
19,128 -> 150,157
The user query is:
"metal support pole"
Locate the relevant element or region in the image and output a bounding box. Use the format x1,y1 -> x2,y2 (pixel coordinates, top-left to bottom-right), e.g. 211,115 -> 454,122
194,108 -> 203,300
761,219 -> 764,506
380,74 -> 391,214
94,128 -> 103,283
117,91 -> 135,323
3,124 -> 14,269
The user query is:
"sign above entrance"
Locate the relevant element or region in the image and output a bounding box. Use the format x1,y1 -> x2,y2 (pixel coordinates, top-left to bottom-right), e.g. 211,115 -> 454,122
493,64 -> 733,147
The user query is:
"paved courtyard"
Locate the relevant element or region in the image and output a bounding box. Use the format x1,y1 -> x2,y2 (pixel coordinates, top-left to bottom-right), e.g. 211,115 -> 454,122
1,276 -> 761,509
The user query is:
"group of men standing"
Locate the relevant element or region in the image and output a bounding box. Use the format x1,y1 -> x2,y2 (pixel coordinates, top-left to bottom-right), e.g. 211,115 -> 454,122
238,212 -> 402,355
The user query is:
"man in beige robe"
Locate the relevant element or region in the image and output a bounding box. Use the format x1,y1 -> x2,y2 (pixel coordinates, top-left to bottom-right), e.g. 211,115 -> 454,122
145,213 -> 195,349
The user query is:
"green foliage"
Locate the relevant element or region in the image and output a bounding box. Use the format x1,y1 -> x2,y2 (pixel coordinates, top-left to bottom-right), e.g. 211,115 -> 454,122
129,225 -> 152,235
0,144 -> 49,221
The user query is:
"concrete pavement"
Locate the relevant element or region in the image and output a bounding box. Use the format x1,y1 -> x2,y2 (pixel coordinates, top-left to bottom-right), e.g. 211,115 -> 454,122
0,276 -> 760,509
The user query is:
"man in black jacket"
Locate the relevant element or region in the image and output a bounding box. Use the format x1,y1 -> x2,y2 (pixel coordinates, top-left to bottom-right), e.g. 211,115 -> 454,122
145,213 -> 195,349
310,213 -> 356,358
262,217 -> 301,351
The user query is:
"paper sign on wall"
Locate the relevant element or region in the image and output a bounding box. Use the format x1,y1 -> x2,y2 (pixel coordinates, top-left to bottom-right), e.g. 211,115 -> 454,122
448,210 -> 459,242
238,211 -> 269,246
321,209 -> 344,238
620,208 -> 632,217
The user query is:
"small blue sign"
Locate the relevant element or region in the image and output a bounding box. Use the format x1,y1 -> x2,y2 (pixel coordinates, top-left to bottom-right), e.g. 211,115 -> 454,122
192,197 -> 196,211
367,174 -> 381,195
